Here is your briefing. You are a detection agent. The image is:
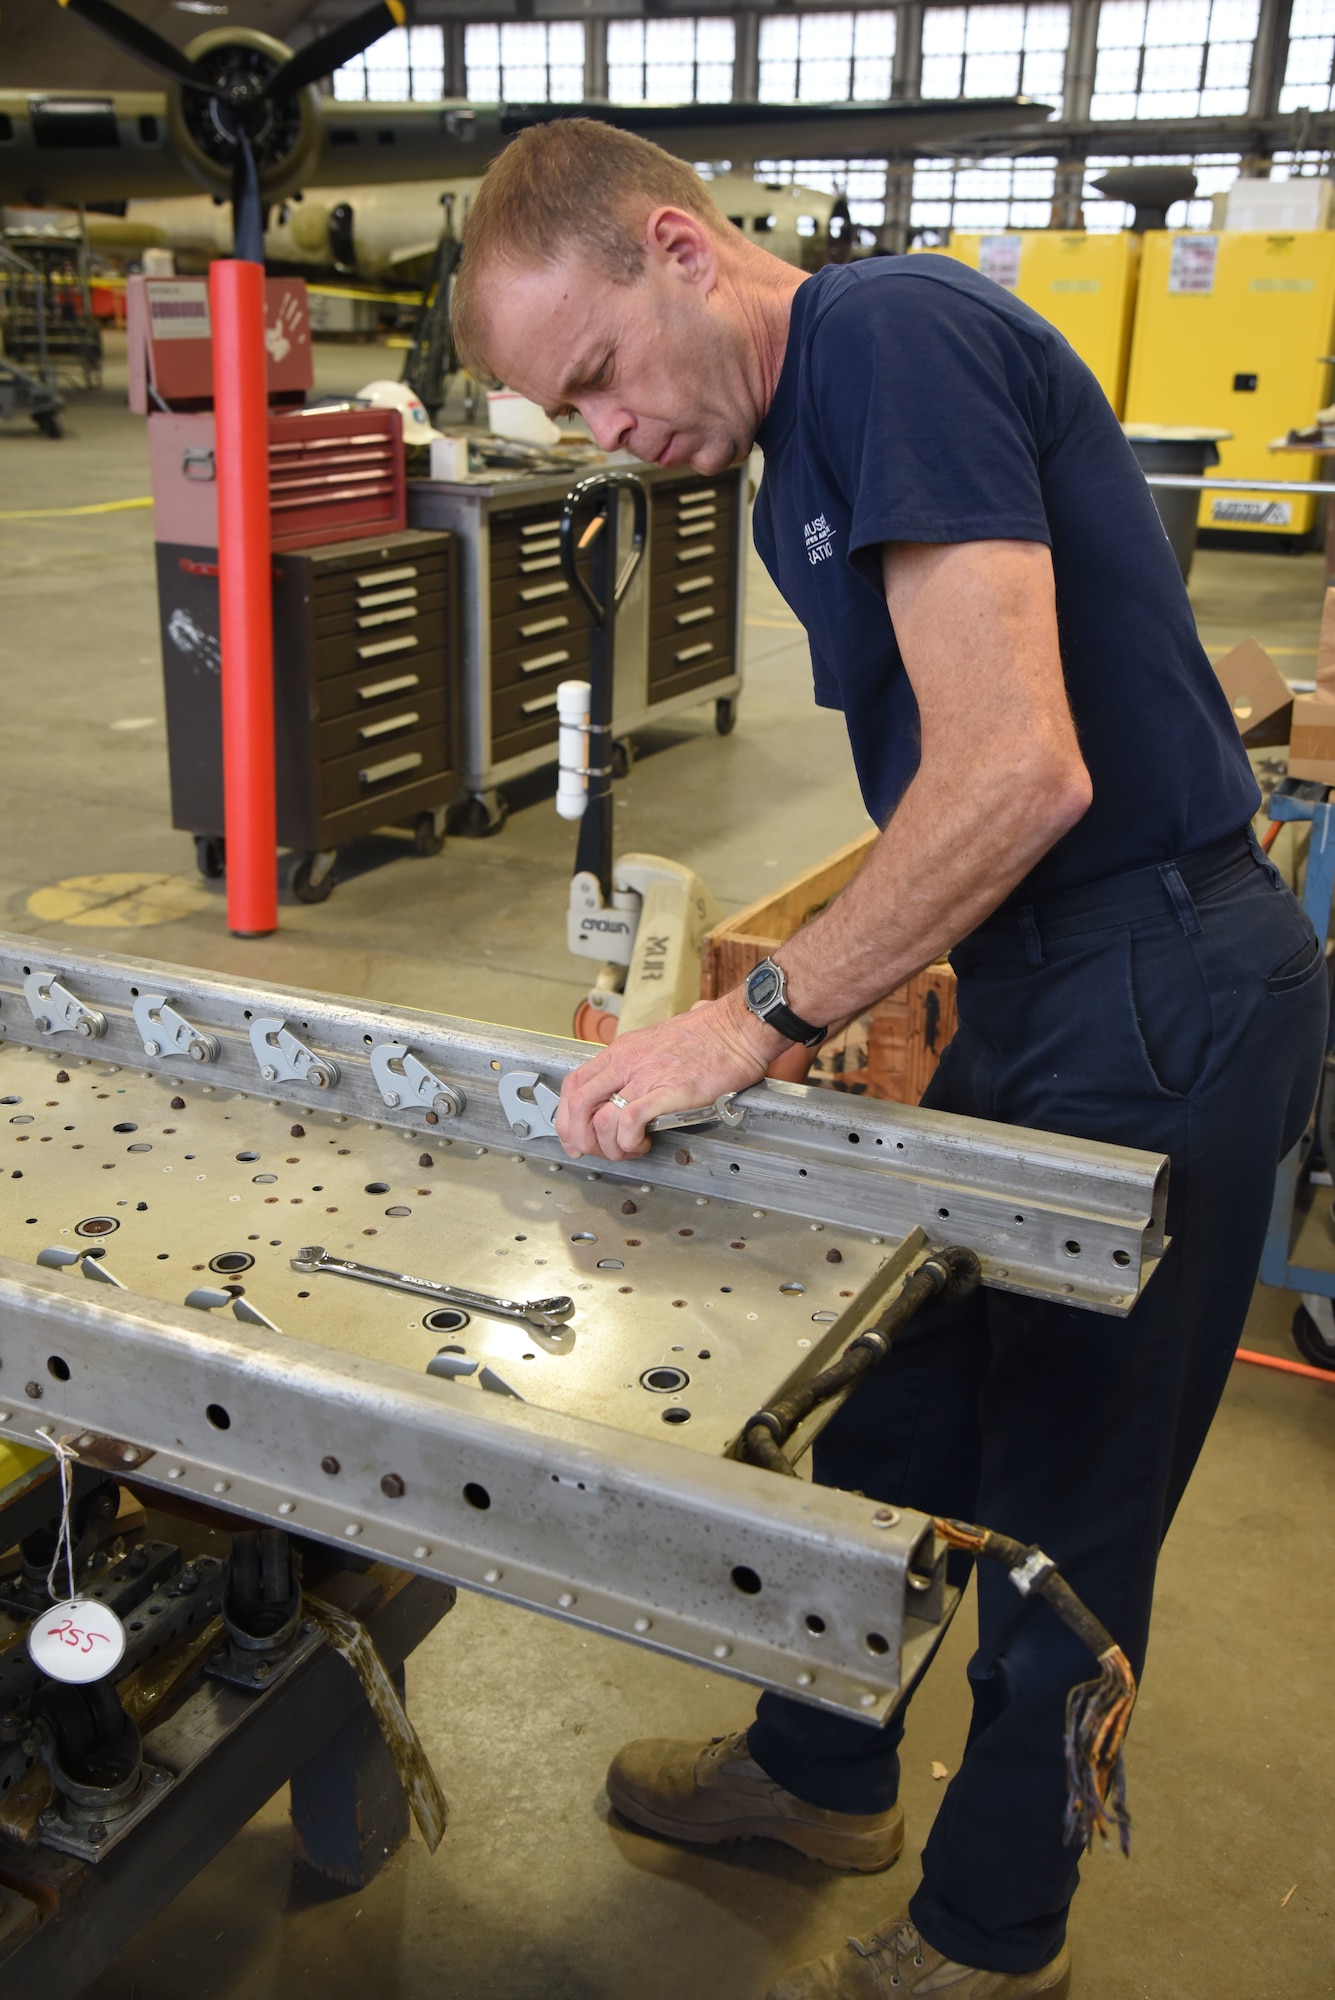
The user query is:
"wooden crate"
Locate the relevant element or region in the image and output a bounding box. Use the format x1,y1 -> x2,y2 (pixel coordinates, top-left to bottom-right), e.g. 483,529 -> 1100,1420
700,832 -> 958,1106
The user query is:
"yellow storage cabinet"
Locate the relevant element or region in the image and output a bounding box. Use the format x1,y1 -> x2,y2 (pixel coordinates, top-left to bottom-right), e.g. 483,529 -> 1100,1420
1124,230 -> 1335,539
922,231 -> 1141,414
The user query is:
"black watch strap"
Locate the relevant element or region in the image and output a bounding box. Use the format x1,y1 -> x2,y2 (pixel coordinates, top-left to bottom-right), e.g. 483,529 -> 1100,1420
764,999 -> 827,1049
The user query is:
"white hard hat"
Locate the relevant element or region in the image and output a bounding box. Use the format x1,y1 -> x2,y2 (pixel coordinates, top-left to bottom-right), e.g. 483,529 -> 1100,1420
355,378 -> 445,446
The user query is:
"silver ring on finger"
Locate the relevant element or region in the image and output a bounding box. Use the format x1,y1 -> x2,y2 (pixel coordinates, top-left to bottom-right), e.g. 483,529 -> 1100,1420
610,1093 -> 629,1109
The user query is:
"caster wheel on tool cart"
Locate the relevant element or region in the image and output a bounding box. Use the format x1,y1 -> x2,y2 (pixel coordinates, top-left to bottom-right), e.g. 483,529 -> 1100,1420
611,737 -> 633,779
453,793 -> 510,839
411,810 -> 446,858
34,411 -> 63,440
291,852 -> 337,904
195,834 -> 226,880
715,697 -> 738,736
1291,1301 -> 1335,1371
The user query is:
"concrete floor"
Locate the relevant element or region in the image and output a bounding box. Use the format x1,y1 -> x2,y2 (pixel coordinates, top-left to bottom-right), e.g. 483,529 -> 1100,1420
2,341 -> 1333,1999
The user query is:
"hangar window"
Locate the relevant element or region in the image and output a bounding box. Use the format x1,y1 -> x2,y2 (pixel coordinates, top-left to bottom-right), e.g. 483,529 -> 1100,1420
465,21 -> 586,102
759,11 -> 896,102
608,17 -> 735,103
753,157 -> 890,230
1082,150 -> 1241,227
920,4 -> 1068,102
1280,0 -> 1335,112
1090,0 -> 1258,120
333,24 -> 445,101
910,155 -> 1058,235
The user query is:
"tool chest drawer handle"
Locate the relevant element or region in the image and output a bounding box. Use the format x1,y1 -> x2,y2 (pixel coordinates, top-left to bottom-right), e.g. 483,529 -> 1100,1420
519,555 -> 562,574
518,536 -> 561,556
520,649 -> 572,674
358,672 -> 421,700
519,580 -> 569,602
355,565 -> 418,587
358,709 -> 420,741
676,545 -> 716,563
360,751 -> 424,787
357,635 -> 419,661
677,488 -> 717,505
675,604 -> 715,627
674,574 -> 715,595
357,584 -> 418,609
520,517 -> 562,536
519,614 -> 571,638
678,521 -> 716,539
675,640 -> 715,663
358,606 -> 418,628
520,691 -> 561,716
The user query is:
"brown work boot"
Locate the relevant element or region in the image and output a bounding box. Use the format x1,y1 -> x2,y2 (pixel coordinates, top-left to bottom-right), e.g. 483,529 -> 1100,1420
605,1730 -> 904,1873
763,1917 -> 1071,1999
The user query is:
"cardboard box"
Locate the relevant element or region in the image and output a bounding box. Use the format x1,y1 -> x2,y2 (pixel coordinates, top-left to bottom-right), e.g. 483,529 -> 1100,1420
1212,636 -> 1294,747
1287,587 -> 1335,781
699,832 -> 957,1106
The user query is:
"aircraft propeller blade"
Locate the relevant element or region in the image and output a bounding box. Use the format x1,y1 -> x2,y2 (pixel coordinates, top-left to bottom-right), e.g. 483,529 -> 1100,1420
56,0 -> 219,93
262,0 -> 406,100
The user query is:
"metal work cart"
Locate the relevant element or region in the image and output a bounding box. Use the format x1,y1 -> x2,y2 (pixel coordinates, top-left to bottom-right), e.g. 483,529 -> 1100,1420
1258,777 -> 1335,1368
410,459 -> 746,835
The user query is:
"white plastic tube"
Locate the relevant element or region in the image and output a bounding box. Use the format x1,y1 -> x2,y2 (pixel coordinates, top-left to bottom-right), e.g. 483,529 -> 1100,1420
556,678 -> 592,820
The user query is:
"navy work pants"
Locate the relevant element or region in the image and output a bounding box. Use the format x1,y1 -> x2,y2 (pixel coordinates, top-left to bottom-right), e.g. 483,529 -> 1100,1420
747,830 -> 1327,1975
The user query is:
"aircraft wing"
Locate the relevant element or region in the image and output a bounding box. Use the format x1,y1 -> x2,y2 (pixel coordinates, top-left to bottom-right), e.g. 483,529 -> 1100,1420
0,88 -> 1051,207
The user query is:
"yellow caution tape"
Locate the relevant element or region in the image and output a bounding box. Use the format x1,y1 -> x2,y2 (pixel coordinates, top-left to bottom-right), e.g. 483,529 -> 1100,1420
0,496 -> 153,520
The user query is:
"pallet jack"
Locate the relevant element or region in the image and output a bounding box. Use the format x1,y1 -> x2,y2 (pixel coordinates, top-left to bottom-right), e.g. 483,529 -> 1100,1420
554,471 -> 724,1047
552,470 -> 815,1084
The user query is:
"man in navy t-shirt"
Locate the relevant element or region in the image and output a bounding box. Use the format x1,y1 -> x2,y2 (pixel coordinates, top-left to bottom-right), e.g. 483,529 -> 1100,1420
454,121 -> 1325,1999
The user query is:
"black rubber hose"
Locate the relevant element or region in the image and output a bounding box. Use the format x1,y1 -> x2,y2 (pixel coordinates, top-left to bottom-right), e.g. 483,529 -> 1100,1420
739,1245 -> 981,1476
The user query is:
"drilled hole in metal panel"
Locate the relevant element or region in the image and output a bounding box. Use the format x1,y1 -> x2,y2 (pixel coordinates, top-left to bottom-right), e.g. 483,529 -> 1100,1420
385,1205 -> 411,1218
112,1122 -> 137,1134
731,1565 -> 762,1594
206,1403 -> 231,1430
423,1307 -> 471,1334
570,1231 -> 597,1244
641,1366 -> 689,1394
209,1252 -> 255,1275
75,1216 -> 118,1237
805,1613 -> 826,1635
1112,1249 -> 1131,1266
865,1631 -> 890,1655
596,1258 -> 624,1270
1064,1240 -> 1082,1256
661,1406 -> 691,1425
778,1281 -> 806,1295
365,1182 -> 390,1194
47,1356 -> 70,1382
235,1151 -> 259,1162
252,1174 -> 277,1185
463,1482 -> 491,1510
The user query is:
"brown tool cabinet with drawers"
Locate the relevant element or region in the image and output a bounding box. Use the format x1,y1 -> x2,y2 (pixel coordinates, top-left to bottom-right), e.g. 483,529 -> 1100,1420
410,463 -> 745,835
158,528 -> 460,899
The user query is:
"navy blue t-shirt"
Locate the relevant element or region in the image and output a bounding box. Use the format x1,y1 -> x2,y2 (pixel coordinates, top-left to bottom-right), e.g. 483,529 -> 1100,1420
752,255 -> 1259,899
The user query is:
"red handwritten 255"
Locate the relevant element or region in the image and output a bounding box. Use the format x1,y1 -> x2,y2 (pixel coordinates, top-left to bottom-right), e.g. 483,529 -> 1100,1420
44,1618 -> 109,1655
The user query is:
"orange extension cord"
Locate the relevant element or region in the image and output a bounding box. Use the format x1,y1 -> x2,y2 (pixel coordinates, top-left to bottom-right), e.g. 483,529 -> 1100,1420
1235,1347 -> 1335,1383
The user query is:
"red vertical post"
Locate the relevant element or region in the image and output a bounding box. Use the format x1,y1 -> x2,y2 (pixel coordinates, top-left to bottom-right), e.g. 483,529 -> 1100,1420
210,259 -> 277,937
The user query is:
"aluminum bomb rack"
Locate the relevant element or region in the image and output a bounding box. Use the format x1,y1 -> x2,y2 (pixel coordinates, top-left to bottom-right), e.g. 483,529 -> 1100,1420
0,934 -> 1168,1723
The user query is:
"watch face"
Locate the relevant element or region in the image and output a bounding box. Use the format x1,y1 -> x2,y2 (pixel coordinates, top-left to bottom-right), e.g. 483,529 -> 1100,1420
748,964 -> 782,1011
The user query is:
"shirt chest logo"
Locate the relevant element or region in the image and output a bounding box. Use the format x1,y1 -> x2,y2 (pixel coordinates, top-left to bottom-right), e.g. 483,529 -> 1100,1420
804,514 -> 836,567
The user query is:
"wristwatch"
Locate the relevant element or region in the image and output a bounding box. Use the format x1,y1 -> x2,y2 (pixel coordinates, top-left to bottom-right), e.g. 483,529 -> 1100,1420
743,957 -> 828,1049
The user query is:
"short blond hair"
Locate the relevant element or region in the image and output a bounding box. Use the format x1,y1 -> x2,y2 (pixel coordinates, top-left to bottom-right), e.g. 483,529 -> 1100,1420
452,118 -> 727,374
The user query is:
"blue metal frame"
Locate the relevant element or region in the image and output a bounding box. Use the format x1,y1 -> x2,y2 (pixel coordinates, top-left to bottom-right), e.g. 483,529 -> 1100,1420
1258,783 -> 1335,1294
